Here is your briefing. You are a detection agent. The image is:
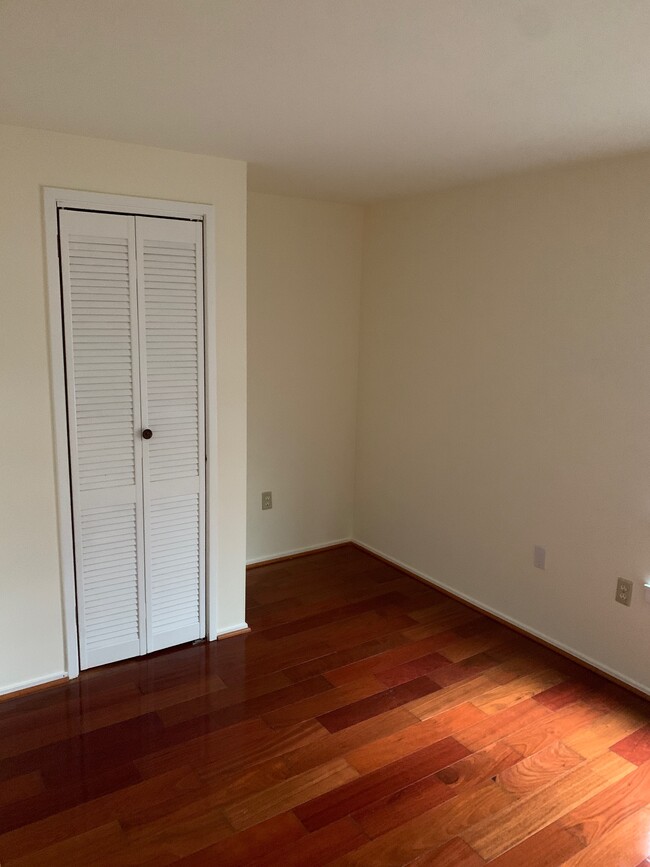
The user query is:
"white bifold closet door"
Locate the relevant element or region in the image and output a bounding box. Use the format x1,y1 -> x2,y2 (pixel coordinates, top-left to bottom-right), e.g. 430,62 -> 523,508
59,209 -> 205,670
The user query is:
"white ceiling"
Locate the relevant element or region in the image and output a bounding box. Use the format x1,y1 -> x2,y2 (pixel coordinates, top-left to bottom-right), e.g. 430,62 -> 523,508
1,0 -> 650,202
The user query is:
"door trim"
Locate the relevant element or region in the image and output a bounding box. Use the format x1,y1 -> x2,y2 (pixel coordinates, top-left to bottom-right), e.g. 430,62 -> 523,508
44,188 -> 217,679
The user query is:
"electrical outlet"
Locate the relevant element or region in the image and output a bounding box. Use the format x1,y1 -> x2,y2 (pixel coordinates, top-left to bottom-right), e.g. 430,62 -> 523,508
533,546 -> 546,570
615,577 -> 633,607
262,491 -> 272,510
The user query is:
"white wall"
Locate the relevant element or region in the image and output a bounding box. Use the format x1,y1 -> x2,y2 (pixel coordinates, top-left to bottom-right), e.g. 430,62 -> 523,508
0,124 -> 247,693
355,153 -> 650,693
247,193 -> 363,562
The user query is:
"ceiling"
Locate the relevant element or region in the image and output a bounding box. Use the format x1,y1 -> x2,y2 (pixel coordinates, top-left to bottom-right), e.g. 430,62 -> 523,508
1,0 -> 650,202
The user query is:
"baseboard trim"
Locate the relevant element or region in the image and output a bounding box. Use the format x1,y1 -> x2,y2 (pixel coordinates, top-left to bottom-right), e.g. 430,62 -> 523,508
0,673 -> 68,701
351,540 -> 650,701
216,623 -> 251,640
246,539 -> 352,569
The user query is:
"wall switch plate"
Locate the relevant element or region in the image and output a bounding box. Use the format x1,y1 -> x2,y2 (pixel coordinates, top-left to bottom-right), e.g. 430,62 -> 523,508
533,545 -> 546,570
615,577 -> 633,607
261,491 -> 272,510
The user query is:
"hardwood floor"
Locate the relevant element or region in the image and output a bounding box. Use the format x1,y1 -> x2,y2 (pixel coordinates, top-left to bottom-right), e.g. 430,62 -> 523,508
1,544 -> 649,865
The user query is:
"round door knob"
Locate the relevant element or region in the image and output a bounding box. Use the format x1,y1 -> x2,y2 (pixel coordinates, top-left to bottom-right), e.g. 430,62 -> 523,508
142,428 -> 153,440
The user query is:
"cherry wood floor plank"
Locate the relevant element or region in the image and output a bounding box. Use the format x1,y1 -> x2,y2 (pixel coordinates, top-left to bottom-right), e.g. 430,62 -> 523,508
155,670 -> 294,727
437,628 -> 515,663
0,710 -> 164,785
461,754 -> 633,861
330,780 -> 516,866
262,676 -> 386,730
211,637 -> 336,685
159,674 -> 334,733
471,669 -> 565,715
586,748 -> 639,782
195,721 -> 327,785
611,723 -> 650,766
486,823 -> 585,867
0,762 -> 142,834
560,806 -> 650,867
0,680 -> 138,737
324,631 -> 462,686
496,739 -> 584,797
247,573 -> 425,630
295,736 -> 469,833
174,811 -> 306,866
250,572 -> 414,615
134,757 -> 290,827
0,545 -> 647,866
407,599 -> 466,625
314,608 -> 420,647
500,700 -> 605,758
254,816 -> 368,866
223,757 -> 359,831
532,678 -> 604,711
317,676 -> 440,733
0,676 -> 140,723
246,594 -> 303,627
413,672 -> 538,722
161,718 -> 326,785
401,610 -> 485,642
134,717 -> 274,779
436,741 -> 523,790
247,558 -> 362,595
259,592 -> 412,640
284,707 -> 418,775
0,673 -> 231,760
282,632 -> 410,684
428,652 -> 501,689
351,769 -> 455,837
0,771 -> 44,806
121,797 -> 233,861
263,609 -> 418,661
375,651 -> 450,687
5,822 -> 131,867
481,646 -> 551,681
0,766 -> 203,863
558,759 -> 650,847
563,707 -> 649,760
409,837 -> 487,866
454,697 -> 552,751
345,701 -> 488,775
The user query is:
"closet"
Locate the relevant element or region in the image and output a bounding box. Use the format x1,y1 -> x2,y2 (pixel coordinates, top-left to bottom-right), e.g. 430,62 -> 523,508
59,209 -> 205,670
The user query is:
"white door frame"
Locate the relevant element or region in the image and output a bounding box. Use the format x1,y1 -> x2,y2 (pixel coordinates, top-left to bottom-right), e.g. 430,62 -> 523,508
44,188 -> 217,679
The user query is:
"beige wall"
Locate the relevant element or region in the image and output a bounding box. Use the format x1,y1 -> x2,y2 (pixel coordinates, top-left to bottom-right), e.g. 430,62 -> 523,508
0,124 -> 247,693
247,193 -> 363,562
356,153 -> 650,693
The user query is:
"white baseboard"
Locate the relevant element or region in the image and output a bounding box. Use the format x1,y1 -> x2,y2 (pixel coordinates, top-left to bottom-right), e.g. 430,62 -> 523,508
215,621 -> 249,638
0,671 -> 67,698
354,538 -> 650,699
246,538 -> 352,566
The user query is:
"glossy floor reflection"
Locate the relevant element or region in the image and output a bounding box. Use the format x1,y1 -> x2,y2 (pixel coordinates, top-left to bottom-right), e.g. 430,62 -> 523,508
1,544 -> 649,864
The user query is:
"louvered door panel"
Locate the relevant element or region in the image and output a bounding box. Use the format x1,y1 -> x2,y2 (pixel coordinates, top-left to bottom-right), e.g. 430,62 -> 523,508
59,210 -> 146,669
80,503 -> 139,658
136,217 -> 205,651
149,494 -> 201,636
